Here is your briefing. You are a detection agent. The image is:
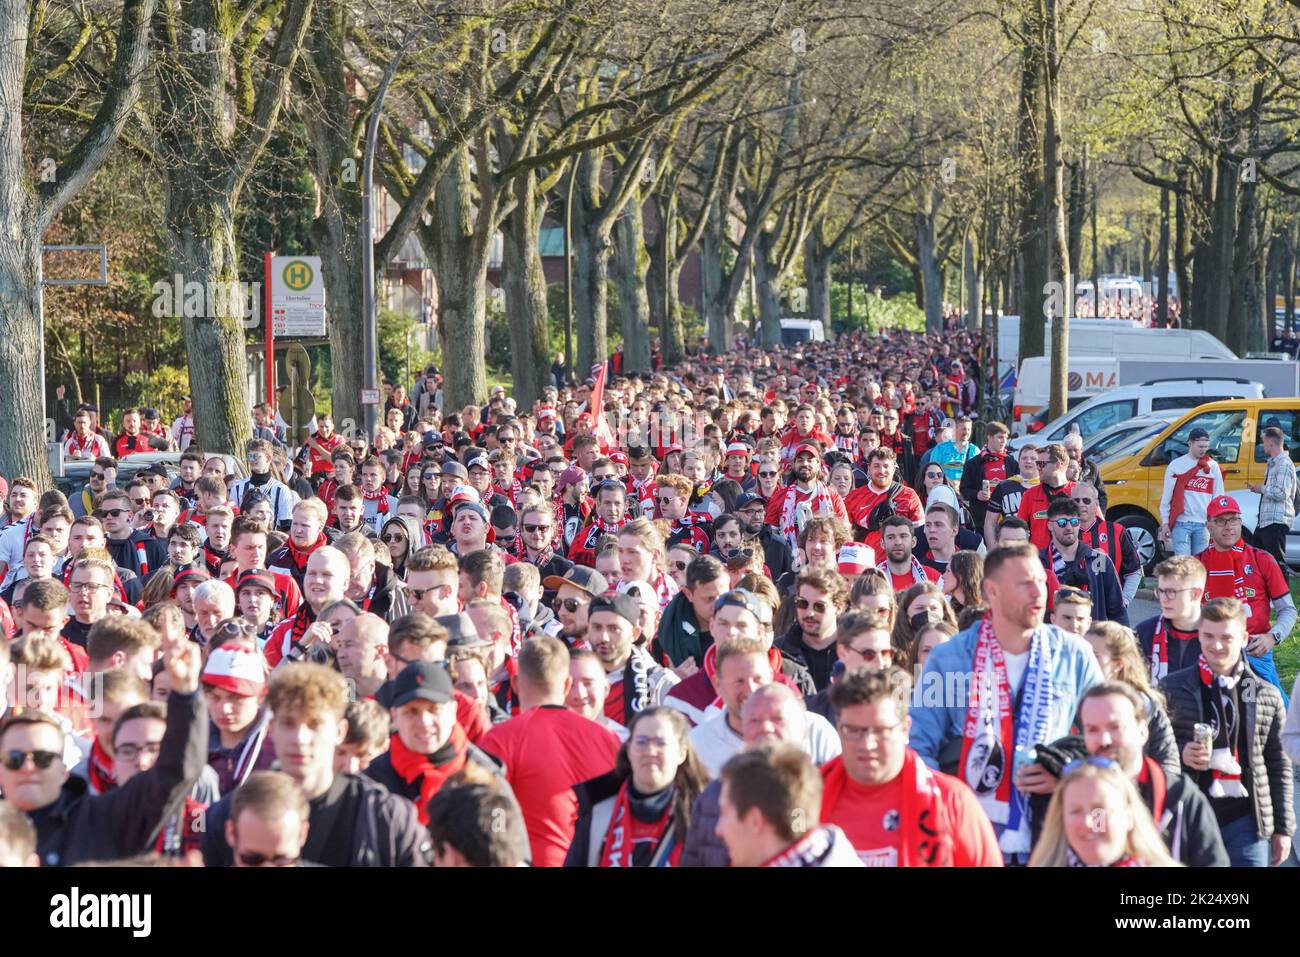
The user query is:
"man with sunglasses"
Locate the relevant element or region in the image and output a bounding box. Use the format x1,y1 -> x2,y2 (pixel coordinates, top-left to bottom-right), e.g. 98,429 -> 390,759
1071,481 -> 1140,605
1040,498 -> 1127,626
543,565 -> 609,649
94,489 -> 167,584
734,492 -> 792,582
225,770 -> 312,867
0,642 -> 207,866
803,611 -> 895,725
70,457 -> 116,519
518,504 -> 573,598
904,391 -> 944,461
777,566 -> 849,692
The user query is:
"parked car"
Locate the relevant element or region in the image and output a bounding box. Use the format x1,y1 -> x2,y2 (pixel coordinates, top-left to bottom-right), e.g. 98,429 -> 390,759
54,451 -> 247,504
1100,398 -> 1300,571
1081,413 -> 1181,464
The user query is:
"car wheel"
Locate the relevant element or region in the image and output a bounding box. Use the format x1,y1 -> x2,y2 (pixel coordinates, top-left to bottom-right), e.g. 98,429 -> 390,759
1117,514 -> 1159,575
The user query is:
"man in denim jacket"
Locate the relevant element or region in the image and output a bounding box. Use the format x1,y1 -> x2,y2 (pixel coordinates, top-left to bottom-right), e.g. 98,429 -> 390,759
909,541 -> 1103,863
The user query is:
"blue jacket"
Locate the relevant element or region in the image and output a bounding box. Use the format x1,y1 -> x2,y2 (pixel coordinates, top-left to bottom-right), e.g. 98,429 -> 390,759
1039,543 -> 1129,626
909,621 -> 1104,781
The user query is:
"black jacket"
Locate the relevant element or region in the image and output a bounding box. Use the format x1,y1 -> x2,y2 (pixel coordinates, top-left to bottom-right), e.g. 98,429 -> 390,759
105,531 -> 168,580
360,561 -> 410,623
29,689 -> 208,866
776,623 -> 837,692
203,772 -> 430,866
680,778 -> 729,868
757,527 -> 794,582
1162,660 -> 1295,840
959,449 -> 1019,529
1029,737 -> 1229,867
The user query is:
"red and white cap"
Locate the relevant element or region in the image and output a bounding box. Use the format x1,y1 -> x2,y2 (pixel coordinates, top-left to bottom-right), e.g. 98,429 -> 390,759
537,406 -> 557,421
837,542 -> 876,576
201,643 -> 267,697
725,443 -> 751,458
1206,495 -> 1241,518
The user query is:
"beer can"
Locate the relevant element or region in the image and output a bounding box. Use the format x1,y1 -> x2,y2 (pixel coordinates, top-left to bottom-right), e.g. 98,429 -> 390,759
1193,722 -> 1214,749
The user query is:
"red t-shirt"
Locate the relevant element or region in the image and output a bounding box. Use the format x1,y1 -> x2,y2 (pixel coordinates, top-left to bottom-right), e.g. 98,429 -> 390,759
883,565 -> 941,593
1016,481 -> 1076,550
479,705 -> 621,867
1198,544 -> 1289,635
843,483 -> 923,552
827,773 -> 905,866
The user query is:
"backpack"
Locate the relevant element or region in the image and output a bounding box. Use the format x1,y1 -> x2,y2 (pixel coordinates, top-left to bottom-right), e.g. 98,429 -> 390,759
865,482 -> 907,533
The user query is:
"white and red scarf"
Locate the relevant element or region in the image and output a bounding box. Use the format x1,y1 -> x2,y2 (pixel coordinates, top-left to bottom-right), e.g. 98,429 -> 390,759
876,556 -> 930,587
960,614 -> 1054,854
599,783 -> 680,867
763,827 -> 837,867
651,568 -> 679,611
779,482 -> 834,549
1197,654 -> 1249,799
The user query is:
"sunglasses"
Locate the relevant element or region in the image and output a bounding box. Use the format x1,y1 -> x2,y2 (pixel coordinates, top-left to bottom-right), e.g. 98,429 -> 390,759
382,533 -> 407,543
523,523 -> 552,533
89,471 -> 106,480
849,647 -> 893,663
553,596 -> 590,613
96,508 -> 128,519
671,560 -> 690,572
758,471 -> 778,478
237,852 -> 300,867
795,598 -> 829,614
3,749 -> 60,771
1053,517 -> 1081,528
1062,755 -> 1116,775
408,582 -> 453,602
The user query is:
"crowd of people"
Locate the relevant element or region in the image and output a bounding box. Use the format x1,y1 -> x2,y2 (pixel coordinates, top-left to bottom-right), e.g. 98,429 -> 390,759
0,324 -> 1294,869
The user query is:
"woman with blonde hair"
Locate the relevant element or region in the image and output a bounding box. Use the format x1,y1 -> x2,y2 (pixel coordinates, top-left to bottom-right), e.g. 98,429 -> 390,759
617,517 -> 679,610
1083,621 -> 1180,775
891,581 -> 957,663
1029,760 -> 1180,867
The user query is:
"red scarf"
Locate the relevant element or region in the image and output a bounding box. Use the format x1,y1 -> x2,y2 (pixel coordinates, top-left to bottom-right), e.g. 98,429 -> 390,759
599,782 -> 681,867
387,724 -> 469,826
982,449 -> 1008,483
1136,756 -> 1167,825
820,749 -> 952,866
1168,455 -> 1214,527
778,482 -> 834,549
88,737 -> 116,794
283,533 -> 326,573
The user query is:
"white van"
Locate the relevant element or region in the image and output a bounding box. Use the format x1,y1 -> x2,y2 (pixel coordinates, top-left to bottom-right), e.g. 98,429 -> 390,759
997,316 -> 1234,379
779,318 -> 825,345
1008,378 -> 1266,449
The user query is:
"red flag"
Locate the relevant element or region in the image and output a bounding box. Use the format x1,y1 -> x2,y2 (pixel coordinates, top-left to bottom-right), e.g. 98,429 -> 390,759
588,361 -> 617,451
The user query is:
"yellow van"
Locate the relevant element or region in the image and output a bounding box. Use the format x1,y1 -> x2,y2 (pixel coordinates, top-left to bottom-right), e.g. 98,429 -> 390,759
1100,398 -> 1300,569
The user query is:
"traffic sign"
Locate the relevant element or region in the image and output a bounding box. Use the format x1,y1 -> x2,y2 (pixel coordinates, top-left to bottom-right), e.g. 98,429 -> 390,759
360,389 -> 381,405
270,256 -> 326,336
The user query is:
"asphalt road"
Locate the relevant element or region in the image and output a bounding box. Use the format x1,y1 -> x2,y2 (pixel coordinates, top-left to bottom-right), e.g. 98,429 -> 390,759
1126,594 -> 1159,626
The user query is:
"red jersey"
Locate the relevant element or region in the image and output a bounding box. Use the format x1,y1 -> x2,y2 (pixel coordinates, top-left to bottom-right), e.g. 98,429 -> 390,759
479,705 -> 621,867
881,563 -> 941,593
306,431 -> 344,475
1197,543 -> 1289,636
113,432 -> 150,459
1016,481 -> 1076,550
843,482 -> 923,553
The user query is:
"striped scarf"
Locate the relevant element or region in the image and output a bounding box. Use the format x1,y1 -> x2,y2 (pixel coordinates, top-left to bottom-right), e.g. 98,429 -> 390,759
1198,654 -> 1248,799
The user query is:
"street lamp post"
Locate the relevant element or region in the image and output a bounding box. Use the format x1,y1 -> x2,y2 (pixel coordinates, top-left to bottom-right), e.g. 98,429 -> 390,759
361,6 -> 449,438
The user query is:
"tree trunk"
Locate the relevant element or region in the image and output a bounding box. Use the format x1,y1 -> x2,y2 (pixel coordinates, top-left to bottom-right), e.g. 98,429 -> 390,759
303,0 -> 364,429
1156,183 -> 1170,326
916,187 -> 944,333
1044,0 -> 1070,421
1016,2 -> 1047,364
1174,166 -> 1190,327
1188,161 -> 1214,331
424,146 -> 488,409
1207,153 -> 1237,343
613,199 -> 651,374
1230,181 -> 1265,356
701,196 -> 728,351
1284,222 -> 1296,333
964,228 -> 982,331
161,185 -> 253,455
754,230 -> 783,349
1067,155 -> 1085,275
501,171 -> 551,412
648,194 -> 685,364
0,229 -> 51,482
573,152 -> 609,374
804,224 -> 833,335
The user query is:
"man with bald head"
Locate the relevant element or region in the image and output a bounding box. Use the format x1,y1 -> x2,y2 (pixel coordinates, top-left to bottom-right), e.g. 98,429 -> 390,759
681,682 -> 830,867
335,613 -> 391,699
265,545 -> 352,668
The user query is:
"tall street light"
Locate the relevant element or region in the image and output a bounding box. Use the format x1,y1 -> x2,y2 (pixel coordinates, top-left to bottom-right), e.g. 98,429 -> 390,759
361,4 -> 450,437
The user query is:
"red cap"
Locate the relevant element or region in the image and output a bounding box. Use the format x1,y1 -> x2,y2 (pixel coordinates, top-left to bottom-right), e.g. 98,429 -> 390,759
837,542 -> 875,576
793,442 -> 822,460
201,644 -> 267,697
1206,495 -> 1241,518
608,451 -> 629,467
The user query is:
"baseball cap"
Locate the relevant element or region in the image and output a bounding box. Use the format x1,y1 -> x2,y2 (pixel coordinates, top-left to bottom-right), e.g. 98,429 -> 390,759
439,612 -> 489,651
446,484 -> 478,507
171,567 -> 211,596
233,568 -> 276,595
837,542 -> 876,576
201,644 -> 267,697
388,661 -> 455,708
542,565 -> 609,596
588,591 -> 640,628
466,456 -> 490,472
724,443 -> 751,458
608,451 -> 629,468
615,579 -> 657,619
713,588 -> 770,625
735,491 -> 768,509
557,466 -> 587,491
793,442 -> 822,460
452,500 -> 489,522
1188,427 -> 1210,442
1206,495 -> 1241,518
422,433 -> 445,448
439,461 -> 469,480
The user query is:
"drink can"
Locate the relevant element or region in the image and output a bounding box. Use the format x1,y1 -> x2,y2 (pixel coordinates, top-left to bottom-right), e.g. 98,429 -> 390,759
1193,723 -> 1214,749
